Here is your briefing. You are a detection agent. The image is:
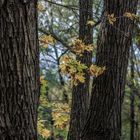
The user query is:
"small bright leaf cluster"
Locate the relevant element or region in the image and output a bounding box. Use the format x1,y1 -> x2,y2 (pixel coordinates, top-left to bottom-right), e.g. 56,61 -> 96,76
52,103 -> 70,129
107,12 -> 137,25
107,14 -> 116,25
39,75 -> 48,107
39,35 -> 55,48
37,3 -> 45,12
39,96 -> 48,107
87,20 -> 95,26
59,55 -> 105,86
59,55 -> 87,86
59,39 -> 105,86
123,12 -> 137,20
71,39 -> 94,55
37,120 -> 51,138
40,75 -> 47,85
89,65 -> 106,77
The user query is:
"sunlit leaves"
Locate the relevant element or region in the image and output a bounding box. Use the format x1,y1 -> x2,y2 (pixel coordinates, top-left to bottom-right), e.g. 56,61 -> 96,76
71,39 -> 94,55
37,120 -> 51,138
107,13 -> 116,25
89,65 -> 106,77
52,103 -> 70,129
59,55 -> 106,86
59,55 -> 87,86
40,75 -> 47,85
37,3 -> 45,12
39,35 -> 55,48
123,12 -> 137,20
87,20 -> 95,26
39,96 -> 48,107
73,73 -> 85,85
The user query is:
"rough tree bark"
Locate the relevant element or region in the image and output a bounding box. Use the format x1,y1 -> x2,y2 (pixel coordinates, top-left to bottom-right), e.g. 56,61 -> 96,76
81,0 -> 138,140
130,46 -> 135,140
67,0 -> 93,140
0,0 -> 39,140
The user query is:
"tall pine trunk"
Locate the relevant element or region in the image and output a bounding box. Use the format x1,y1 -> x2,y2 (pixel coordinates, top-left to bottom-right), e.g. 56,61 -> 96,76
67,0 -> 93,140
0,1 -> 39,139
81,0 -> 138,140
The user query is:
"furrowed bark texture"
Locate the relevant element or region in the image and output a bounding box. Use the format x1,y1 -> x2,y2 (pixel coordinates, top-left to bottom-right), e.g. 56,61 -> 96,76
67,0 -> 93,140
81,0 -> 138,140
0,0 -> 39,140
130,46 -> 135,140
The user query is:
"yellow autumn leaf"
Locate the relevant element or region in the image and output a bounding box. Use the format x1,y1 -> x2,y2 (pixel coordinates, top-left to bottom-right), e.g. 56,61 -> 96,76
84,44 -> 94,52
40,75 -> 45,81
59,55 -> 88,86
39,35 -> 55,48
39,96 -> 48,106
124,12 -> 137,20
37,3 -> 45,12
87,20 -> 95,26
60,55 -> 71,63
41,129 -> 51,138
71,73 -> 85,86
59,64 -> 67,74
108,13 -> 116,25
69,67 -> 77,74
37,120 -> 51,138
71,39 -> 94,55
40,76 -> 46,84
74,73 -> 85,83
71,39 -> 84,54
52,103 -> 70,129
89,65 -> 106,77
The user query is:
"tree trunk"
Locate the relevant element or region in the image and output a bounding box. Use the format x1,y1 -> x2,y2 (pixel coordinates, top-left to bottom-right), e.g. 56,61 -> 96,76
0,1 -> 39,140
67,0 -> 93,140
130,46 -> 135,140
81,0 -> 138,140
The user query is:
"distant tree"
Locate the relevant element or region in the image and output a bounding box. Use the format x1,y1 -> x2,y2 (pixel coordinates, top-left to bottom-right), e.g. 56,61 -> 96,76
0,1 -> 39,139
81,0 -> 138,140
130,46 -> 135,140
67,0 -> 93,140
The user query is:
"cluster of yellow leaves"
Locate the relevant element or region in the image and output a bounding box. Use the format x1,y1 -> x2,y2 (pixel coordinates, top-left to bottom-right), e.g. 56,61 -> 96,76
107,13 -> 116,25
40,76 -> 47,92
37,120 -> 51,138
59,55 -> 87,86
37,3 -> 45,12
71,39 -> 94,55
107,12 -> 137,25
39,96 -> 48,107
39,35 -> 55,48
87,20 -> 95,26
89,65 -> 106,77
123,12 -> 137,20
40,75 -> 47,85
59,55 -> 106,85
52,103 -> 70,129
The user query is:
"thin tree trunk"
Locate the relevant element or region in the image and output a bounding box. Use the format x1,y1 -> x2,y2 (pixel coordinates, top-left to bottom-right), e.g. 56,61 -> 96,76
0,1 -> 39,139
130,46 -> 135,140
67,0 -> 93,140
53,45 -> 68,103
81,0 -> 138,140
